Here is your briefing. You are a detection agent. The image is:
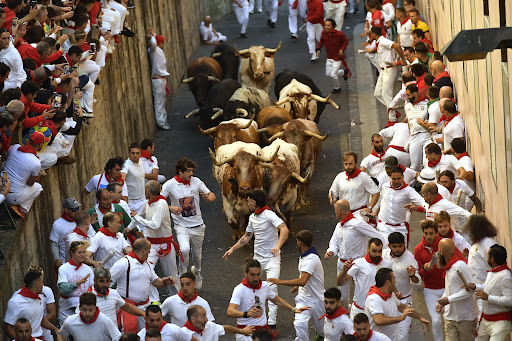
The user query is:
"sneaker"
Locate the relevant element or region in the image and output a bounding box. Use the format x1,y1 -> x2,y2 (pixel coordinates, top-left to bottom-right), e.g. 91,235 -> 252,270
291,33 -> 298,39
11,205 -> 26,219
126,0 -> 136,8
310,53 -> 319,62
332,88 -> 341,93
256,8 -> 262,12
342,69 -> 348,81
249,9 -> 254,14
120,26 -> 135,37
158,123 -> 171,130
82,111 -> 94,118
270,22 -> 275,28
191,266 -> 203,289
240,33 -> 247,38
39,170 -> 47,176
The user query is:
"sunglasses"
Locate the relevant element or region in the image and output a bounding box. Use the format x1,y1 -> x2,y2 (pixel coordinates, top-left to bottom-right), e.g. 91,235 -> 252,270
70,207 -> 80,212
71,241 -> 84,247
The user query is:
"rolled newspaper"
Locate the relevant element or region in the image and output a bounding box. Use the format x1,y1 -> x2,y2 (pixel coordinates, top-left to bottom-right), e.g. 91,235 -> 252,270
457,270 -> 469,287
430,251 -> 439,268
100,250 -> 115,265
357,49 -> 366,54
455,189 -> 463,206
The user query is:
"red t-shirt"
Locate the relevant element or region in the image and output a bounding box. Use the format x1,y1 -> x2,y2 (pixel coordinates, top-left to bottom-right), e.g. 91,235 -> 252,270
371,10 -> 387,38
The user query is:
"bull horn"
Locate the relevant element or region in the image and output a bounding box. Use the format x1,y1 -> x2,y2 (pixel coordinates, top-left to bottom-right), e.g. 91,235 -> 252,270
292,171 -> 309,183
198,125 -> 218,135
323,93 -> 340,109
258,145 -> 280,162
265,41 -> 282,54
275,96 -> 292,106
235,47 -> 250,56
185,109 -> 200,119
211,109 -> 224,120
304,130 -> 329,141
259,162 -> 273,168
207,75 -> 220,82
258,127 -> 269,133
209,148 -> 233,166
240,114 -> 255,129
211,52 -> 221,57
182,77 -> 194,83
309,93 -> 330,103
236,108 -> 249,117
268,131 -> 284,142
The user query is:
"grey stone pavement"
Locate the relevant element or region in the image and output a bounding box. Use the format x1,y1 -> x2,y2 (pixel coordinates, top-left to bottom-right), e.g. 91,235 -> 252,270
151,3 -> 434,340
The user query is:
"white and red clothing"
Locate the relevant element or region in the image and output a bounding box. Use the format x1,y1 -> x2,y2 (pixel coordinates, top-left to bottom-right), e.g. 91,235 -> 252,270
427,100 -> 443,143
353,330 -> 391,340
87,228 -> 130,269
347,255 -> 390,319
67,227 -> 96,251
148,35 -> 170,128
288,0 -> 307,35
441,229 -> 471,256
374,35 -> 397,108
85,173 -> 128,204
468,237 -> 497,284
161,291 -> 215,327
376,166 -> 417,192
121,159 -> 146,214
444,179 -> 474,212
456,153 -> 475,187
379,123 -> 412,167
475,265 -> 512,340
320,305 -> 354,341
423,154 -> 463,178
329,169 -> 380,215
138,321 -> 192,341
58,310 -> 122,341
140,152 -> 166,184
371,10 -> 387,38
50,214 -> 88,261
4,286 -> 46,339
361,150 -> 390,179
419,194 -> 471,233
442,114 -> 465,152
40,285 -> 56,341
182,320 -> 226,341
80,286 -> 125,325
365,287 -> 402,340
317,28 -> 349,90
397,17 -> 413,47
404,99 -> 430,171
324,0 -> 346,31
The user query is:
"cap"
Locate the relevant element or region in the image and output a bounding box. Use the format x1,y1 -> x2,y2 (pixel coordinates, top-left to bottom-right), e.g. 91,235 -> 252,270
155,35 -> 164,45
384,156 -> 398,168
63,198 -> 82,209
417,168 -> 437,184
29,131 -> 50,145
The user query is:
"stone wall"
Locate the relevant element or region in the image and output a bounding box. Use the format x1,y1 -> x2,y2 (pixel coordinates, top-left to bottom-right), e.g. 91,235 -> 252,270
0,0 -> 232,338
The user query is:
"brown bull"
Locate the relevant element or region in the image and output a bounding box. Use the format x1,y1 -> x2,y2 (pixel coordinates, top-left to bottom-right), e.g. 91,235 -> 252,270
199,116 -> 259,150
182,57 -> 223,107
256,106 -> 293,144
237,42 -> 281,93
210,141 -> 279,239
268,119 -> 328,207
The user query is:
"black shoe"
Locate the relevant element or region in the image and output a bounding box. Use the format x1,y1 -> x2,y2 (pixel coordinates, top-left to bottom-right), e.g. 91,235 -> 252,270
332,88 -> 341,93
240,33 -> 247,38
121,26 -> 135,37
354,6 -> 359,13
126,1 -> 135,8
267,19 -> 271,26
343,70 -> 348,81
270,22 -> 276,28
94,79 -> 100,85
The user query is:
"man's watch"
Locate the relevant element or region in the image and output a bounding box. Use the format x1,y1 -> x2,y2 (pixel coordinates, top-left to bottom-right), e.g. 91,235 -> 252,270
243,311 -> 249,318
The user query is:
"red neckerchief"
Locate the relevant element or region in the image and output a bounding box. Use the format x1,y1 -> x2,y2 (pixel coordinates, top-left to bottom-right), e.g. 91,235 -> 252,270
104,172 -> 125,186
443,252 -> 467,277
145,320 -> 167,332
184,320 -> 203,335
99,227 -> 118,239
439,114 -> 446,122
400,17 -> 411,25
411,96 -> 425,106
98,204 -> 112,215
392,182 -> 408,190
354,330 -> 373,341
174,175 -> 190,185
15,338 -> 35,341
68,258 -> 83,270
367,285 -> 392,301
242,278 -> 262,292
382,0 -> 392,4
111,199 -> 120,204
341,213 -> 355,226
448,183 -> 456,194
318,305 -> 349,321
443,228 -> 455,239
365,253 -> 382,265
371,149 -> 386,161
455,152 -> 470,160
18,286 -> 41,300
61,212 -> 75,222
254,205 -> 271,215
65,54 -> 74,67
427,156 -> 441,167
128,251 -> 144,264
421,234 -> 442,253
178,290 -> 198,304
80,307 -> 100,324
87,285 -> 109,297
18,144 -> 37,155
148,195 -> 166,206
444,113 -> 459,126
489,264 -> 511,273
428,194 -> 443,208
141,150 -> 155,162
346,168 -> 362,180
73,227 -> 88,238
434,71 -> 450,83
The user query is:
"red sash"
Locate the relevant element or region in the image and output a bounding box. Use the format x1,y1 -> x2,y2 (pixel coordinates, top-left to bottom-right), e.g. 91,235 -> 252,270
147,235 -> 184,261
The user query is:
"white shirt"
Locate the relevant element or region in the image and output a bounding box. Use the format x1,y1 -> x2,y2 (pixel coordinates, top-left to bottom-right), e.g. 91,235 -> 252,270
87,230 -> 130,269
427,101 -> 443,127
132,198 -> 173,240
442,260 -> 479,322
148,36 -> 169,78
377,168 -> 417,191
138,322 -> 192,341
3,145 -> 40,192
0,42 -> 26,89
380,123 -> 411,150
327,216 -> 384,261
365,292 -> 402,340
57,262 -> 94,311
382,249 -> 420,300
4,290 -> 46,337
405,100 -> 429,135
122,159 -> 146,201
182,321 -> 225,341
445,179 -> 474,209
230,281 -> 277,326
475,267 -> 512,316
199,21 -> 215,42
58,312 -> 121,341
443,230 -> 471,255
365,330 -> 392,340
376,36 -> 396,68
361,151 -> 390,179
397,18 -> 413,47
388,84 -> 408,109
424,197 -> 471,232
161,294 -> 215,327
443,115 -> 465,151
161,176 -> 211,227
456,155 -> 475,191
378,182 -> 425,225
323,313 -> 354,341
329,171 -> 379,211
423,154 -> 463,178
110,255 -> 158,303
67,228 -> 96,251
347,257 -> 390,309
297,252 -> 325,303
140,155 -> 160,184
246,209 -> 284,258
50,218 -> 96,261
85,173 -> 128,204
468,237 -> 497,284
79,287 -> 125,325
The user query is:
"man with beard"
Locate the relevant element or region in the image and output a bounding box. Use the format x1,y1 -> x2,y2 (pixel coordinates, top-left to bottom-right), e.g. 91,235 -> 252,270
360,134 -> 389,179
337,238 -> 390,319
365,268 -> 430,340
438,170 -> 482,213
352,313 -> 391,341
382,233 -> 421,340
319,288 -> 353,341
329,151 -> 380,219
138,305 -> 197,341
433,211 -> 470,257
436,238 -> 479,341
121,143 -> 147,220
13,318 -> 43,341
376,157 -> 417,192
404,84 -> 429,171
227,259 -> 307,339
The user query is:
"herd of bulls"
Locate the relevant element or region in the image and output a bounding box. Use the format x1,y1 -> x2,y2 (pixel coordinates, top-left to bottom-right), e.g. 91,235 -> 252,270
183,42 -> 339,239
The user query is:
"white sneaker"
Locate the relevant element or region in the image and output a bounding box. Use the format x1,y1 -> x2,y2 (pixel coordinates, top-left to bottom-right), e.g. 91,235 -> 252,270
82,111 -> 94,118
191,265 -> 203,290
310,53 -> 319,61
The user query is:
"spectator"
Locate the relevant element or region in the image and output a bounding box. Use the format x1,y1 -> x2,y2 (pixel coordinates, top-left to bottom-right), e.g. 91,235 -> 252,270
0,28 -> 27,89
0,61 -> 10,91
147,30 -> 171,130
0,110 -> 14,155
200,16 -> 227,45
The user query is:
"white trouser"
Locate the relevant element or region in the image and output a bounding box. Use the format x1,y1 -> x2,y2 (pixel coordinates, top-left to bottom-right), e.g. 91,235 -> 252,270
367,53 -> 380,71
398,298 -> 412,341
377,222 -> 407,248
80,80 -> 95,113
386,147 -> 411,167
234,1 -> 250,34
108,0 -> 127,34
349,303 -> 365,320
264,0 -> 278,23
324,1 -> 347,30
255,255 -> 281,325
37,150 -> 58,170
288,0 -> 307,34
336,259 -> 351,307
205,31 -> 227,43
44,135 -> 72,158
148,242 -> 179,301
100,9 -> 121,34
151,78 -> 169,128
347,0 -> 355,13
79,60 -> 101,83
326,59 -> 342,89
41,328 -> 54,341
294,297 -> 324,340
477,319 -> 512,341
6,183 -> 43,212
95,44 -> 108,68
175,223 -> 206,275
409,132 -> 430,171
306,22 -> 323,54
249,0 -> 262,11
424,288 -> 445,341
374,67 -> 398,107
